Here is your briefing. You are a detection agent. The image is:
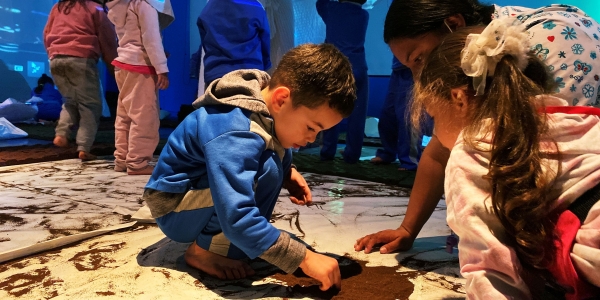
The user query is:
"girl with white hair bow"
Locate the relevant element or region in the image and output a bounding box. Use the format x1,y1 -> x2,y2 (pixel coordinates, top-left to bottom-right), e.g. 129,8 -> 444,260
409,20 -> 600,300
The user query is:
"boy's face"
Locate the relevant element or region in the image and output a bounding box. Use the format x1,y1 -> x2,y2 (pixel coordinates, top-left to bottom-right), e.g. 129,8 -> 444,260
274,100 -> 343,150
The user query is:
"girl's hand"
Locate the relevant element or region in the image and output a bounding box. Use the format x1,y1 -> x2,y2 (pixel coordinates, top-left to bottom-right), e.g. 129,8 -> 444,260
299,250 -> 341,291
157,73 -> 169,90
283,168 -> 312,205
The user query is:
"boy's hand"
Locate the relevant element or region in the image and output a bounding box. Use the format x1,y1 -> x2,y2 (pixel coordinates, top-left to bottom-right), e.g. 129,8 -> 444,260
282,168 -> 312,205
157,73 -> 169,90
299,250 -> 341,291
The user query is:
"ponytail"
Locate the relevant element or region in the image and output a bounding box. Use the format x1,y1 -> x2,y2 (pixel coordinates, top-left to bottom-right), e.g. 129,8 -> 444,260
475,55 -> 559,270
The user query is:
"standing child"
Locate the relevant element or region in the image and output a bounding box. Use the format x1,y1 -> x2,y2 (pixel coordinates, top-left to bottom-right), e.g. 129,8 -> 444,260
44,0 -> 118,160
106,0 -> 174,175
317,0 -> 369,164
142,44 -> 356,290
410,23 -> 600,299
198,0 -> 271,88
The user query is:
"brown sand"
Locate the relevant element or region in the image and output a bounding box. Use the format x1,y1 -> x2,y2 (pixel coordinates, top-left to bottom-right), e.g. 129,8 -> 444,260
269,255 -> 421,300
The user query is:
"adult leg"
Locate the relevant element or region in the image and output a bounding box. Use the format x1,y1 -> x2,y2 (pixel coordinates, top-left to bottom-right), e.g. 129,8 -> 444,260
342,66 -> 369,164
320,124 -> 341,161
373,69 -> 402,164
394,68 -> 418,170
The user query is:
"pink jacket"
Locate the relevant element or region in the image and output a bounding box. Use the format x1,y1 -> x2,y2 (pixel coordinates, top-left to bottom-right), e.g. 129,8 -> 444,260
44,1 -> 117,63
445,96 -> 600,299
106,0 -> 174,74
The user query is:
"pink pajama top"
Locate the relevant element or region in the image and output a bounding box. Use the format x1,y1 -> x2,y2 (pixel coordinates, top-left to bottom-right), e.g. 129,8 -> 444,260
445,95 -> 600,299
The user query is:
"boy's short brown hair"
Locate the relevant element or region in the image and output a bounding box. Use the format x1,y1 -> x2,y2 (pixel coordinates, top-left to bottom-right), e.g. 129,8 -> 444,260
269,43 -> 356,118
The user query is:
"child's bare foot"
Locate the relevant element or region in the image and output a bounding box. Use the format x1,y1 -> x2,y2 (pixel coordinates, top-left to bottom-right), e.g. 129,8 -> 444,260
53,136 -> 68,148
184,242 -> 255,280
78,151 -> 97,161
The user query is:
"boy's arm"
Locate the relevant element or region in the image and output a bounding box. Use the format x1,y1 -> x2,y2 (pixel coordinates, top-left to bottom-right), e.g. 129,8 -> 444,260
136,1 -> 168,74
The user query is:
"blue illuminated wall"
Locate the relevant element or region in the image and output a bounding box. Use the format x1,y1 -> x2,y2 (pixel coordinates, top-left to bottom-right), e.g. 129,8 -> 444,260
0,0 -> 594,116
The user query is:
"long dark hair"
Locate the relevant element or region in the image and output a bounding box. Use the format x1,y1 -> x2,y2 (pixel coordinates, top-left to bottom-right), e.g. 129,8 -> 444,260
411,27 -> 560,271
384,0 -> 495,42
34,74 -> 54,94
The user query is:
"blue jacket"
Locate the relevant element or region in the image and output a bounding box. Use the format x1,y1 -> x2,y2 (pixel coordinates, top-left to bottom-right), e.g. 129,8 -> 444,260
31,83 -> 63,121
198,0 -> 271,84
316,0 -> 368,70
145,70 -> 292,260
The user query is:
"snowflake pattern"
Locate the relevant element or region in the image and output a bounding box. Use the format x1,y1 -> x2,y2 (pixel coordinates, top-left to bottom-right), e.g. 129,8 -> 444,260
561,27 -> 578,40
582,84 -> 595,98
571,44 -> 584,55
573,98 -> 579,105
555,77 -> 565,92
543,21 -> 556,30
498,4 -> 600,106
532,44 -> 550,60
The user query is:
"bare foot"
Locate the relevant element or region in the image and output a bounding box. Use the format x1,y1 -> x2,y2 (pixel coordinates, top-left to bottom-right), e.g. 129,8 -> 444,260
53,136 -> 68,148
370,156 -> 391,165
78,151 -> 97,161
184,242 -> 255,280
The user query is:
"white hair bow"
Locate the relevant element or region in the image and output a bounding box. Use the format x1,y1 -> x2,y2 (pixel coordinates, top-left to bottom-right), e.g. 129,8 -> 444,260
460,19 -> 530,96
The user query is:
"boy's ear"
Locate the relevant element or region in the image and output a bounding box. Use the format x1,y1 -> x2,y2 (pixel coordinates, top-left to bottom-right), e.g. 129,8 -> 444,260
271,86 -> 291,113
444,14 -> 466,31
450,87 -> 469,117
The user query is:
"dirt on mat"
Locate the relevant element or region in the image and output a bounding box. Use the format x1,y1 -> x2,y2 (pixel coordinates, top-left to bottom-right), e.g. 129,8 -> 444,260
268,256 -> 420,300
0,143 -> 115,167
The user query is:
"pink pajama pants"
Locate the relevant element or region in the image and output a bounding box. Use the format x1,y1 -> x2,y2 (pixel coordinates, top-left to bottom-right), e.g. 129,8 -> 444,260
114,69 -> 160,171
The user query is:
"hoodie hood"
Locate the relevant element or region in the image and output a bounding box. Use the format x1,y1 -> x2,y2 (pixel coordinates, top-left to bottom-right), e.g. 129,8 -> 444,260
106,0 -> 129,28
107,0 -> 174,29
193,69 -> 271,116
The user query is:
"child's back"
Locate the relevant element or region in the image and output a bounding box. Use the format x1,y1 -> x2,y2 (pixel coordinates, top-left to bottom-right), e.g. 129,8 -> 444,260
198,0 -> 271,85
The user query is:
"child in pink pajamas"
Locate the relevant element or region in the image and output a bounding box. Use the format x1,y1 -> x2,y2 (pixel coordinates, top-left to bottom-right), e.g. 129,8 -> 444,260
410,21 -> 600,299
106,0 -> 174,175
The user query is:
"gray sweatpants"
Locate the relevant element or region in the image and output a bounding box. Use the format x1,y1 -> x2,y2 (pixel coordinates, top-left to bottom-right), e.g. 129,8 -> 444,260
50,56 -> 102,153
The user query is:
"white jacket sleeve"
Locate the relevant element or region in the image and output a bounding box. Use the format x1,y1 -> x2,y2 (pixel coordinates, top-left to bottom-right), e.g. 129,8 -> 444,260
445,144 -> 532,299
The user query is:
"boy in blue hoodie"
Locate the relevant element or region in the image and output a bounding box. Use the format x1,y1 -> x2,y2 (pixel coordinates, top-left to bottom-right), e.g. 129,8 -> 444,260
143,43 -> 356,290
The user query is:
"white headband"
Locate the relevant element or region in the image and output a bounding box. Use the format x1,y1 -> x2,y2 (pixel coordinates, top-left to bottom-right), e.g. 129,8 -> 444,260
460,19 -> 530,96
